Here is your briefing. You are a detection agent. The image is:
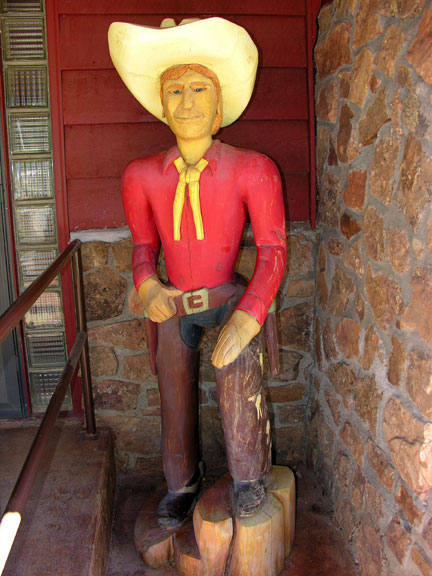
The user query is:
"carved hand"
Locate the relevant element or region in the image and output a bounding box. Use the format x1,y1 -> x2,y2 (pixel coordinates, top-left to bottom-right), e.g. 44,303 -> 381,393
211,309 -> 260,369
138,277 -> 182,323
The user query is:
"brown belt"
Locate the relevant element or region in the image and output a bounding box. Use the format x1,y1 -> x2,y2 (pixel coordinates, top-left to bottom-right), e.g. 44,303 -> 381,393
172,281 -> 241,316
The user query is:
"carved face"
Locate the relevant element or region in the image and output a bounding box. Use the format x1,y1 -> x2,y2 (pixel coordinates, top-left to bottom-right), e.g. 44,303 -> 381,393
162,69 -> 219,141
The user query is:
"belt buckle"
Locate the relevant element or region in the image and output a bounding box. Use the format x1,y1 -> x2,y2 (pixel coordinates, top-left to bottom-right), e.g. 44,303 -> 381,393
182,287 -> 209,315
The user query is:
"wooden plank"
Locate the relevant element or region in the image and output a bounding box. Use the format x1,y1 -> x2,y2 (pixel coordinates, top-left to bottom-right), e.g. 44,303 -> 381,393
59,14 -> 306,70
239,15 -> 307,68
47,1 -> 86,407
59,14 -> 160,70
62,68 -> 308,125
64,120 -> 309,180
311,0 -> 323,44
62,70 -> 153,125
57,0 -> 306,16
307,0 -> 318,228
64,122 -> 173,179
284,173 -> 310,222
246,68 -> 308,120
219,120 -> 310,172
67,173 -> 309,231
68,178 -> 125,231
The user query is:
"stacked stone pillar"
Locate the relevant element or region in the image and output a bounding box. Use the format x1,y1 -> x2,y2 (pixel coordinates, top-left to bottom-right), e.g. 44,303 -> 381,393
312,1 -> 432,574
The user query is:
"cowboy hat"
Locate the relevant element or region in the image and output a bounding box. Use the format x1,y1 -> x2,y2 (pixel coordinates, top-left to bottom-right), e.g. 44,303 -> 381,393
108,17 -> 258,127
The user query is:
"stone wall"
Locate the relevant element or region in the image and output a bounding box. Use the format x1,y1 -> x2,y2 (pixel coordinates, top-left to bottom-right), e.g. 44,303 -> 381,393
312,1 -> 432,575
81,223 -> 315,474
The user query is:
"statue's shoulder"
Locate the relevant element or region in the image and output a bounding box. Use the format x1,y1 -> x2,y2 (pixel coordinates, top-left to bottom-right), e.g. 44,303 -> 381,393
122,149 -> 175,191
124,150 -> 165,175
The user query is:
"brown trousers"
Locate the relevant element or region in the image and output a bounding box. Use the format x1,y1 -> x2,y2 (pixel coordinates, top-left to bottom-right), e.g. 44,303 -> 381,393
156,298 -> 272,492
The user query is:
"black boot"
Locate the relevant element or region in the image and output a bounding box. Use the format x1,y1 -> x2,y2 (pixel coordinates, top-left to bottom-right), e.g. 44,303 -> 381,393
157,462 -> 205,528
233,478 -> 266,518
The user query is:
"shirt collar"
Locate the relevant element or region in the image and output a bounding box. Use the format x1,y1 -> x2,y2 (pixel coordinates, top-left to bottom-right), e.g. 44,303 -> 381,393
161,139 -> 221,175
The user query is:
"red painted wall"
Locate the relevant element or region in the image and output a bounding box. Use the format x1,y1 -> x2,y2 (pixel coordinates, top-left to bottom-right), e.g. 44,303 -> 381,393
50,0 -> 321,231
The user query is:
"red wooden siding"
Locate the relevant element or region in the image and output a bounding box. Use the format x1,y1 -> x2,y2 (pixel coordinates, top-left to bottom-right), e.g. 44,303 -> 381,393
65,122 -> 309,178
50,0 -> 320,230
56,1 -> 307,16
59,15 -> 308,70
62,68 -> 309,125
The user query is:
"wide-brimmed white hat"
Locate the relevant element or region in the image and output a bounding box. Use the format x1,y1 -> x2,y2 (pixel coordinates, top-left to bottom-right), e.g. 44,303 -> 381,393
108,17 -> 258,127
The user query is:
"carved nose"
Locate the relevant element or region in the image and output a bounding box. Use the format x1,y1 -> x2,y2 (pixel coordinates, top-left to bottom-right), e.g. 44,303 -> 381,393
182,88 -> 194,109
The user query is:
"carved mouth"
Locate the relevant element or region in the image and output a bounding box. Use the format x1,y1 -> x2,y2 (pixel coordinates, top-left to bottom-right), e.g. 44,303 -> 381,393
174,115 -> 204,122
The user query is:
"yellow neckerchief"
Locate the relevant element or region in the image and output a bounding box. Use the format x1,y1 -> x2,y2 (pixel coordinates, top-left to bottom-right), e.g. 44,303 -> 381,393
173,157 -> 209,241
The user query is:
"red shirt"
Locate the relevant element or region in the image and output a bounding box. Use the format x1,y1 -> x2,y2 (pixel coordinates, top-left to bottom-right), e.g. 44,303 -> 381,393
122,140 -> 286,326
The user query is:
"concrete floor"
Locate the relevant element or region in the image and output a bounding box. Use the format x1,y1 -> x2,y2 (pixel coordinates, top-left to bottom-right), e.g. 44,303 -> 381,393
107,465 -> 360,576
0,423 -> 115,576
1,423 -> 360,575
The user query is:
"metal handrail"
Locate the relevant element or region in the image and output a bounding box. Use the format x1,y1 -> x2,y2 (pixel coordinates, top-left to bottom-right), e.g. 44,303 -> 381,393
0,239 -> 96,574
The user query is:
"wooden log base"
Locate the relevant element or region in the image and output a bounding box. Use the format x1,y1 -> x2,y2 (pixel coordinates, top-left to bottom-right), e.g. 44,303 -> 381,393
174,522 -> 201,576
268,464 -> 296,555
135,466 -> 295,575
134,487 -> 176,568
231,493 -> 285,576
193,475 -> 233,575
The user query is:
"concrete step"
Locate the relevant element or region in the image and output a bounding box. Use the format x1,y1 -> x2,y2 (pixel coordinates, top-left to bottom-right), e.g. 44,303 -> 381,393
0,423 -> 115,576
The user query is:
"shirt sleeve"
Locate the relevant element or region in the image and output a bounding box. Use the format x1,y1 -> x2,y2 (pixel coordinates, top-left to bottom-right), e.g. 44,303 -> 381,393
236,155 -> 287,326
121,160 -> 161,291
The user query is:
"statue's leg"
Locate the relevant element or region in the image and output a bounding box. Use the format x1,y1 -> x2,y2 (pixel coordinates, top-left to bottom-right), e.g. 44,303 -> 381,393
215,331 -> 272,484
156,315 -> 200,493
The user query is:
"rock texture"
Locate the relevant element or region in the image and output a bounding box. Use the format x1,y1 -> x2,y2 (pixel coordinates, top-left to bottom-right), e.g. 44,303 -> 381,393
313,1 -> 432,574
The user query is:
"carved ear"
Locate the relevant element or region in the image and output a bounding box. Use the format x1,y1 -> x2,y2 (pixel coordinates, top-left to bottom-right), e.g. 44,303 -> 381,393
212,100 -> 223,135
217,100 -> 222,119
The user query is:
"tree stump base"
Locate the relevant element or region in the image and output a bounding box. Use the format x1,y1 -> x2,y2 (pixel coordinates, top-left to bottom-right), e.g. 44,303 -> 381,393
175,522 -> 201,576
135,465 -> 296,575
134,486 -> 175,568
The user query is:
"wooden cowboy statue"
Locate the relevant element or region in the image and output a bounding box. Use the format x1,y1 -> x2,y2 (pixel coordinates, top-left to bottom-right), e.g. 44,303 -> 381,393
108,17 -> 286,527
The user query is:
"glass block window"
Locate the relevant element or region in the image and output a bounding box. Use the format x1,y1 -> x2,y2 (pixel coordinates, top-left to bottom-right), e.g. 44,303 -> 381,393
25,291 -> 63,329
1,1 -> 73,416
6,66 -> 48,107
30,371 -> 72,412
11,159 -> 53,200
15,204 -> 56,243
19,248 -> 57,287
1,1 -> 43,11
2,18 -> 45,60
26,332 -> 65,367
8,113 -> 50,154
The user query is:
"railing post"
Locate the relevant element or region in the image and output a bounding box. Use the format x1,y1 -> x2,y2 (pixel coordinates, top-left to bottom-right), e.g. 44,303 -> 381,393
72,245 -> 96,436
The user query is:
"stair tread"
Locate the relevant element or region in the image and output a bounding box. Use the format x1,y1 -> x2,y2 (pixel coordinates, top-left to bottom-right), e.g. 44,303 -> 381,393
0,423 -> 115,576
